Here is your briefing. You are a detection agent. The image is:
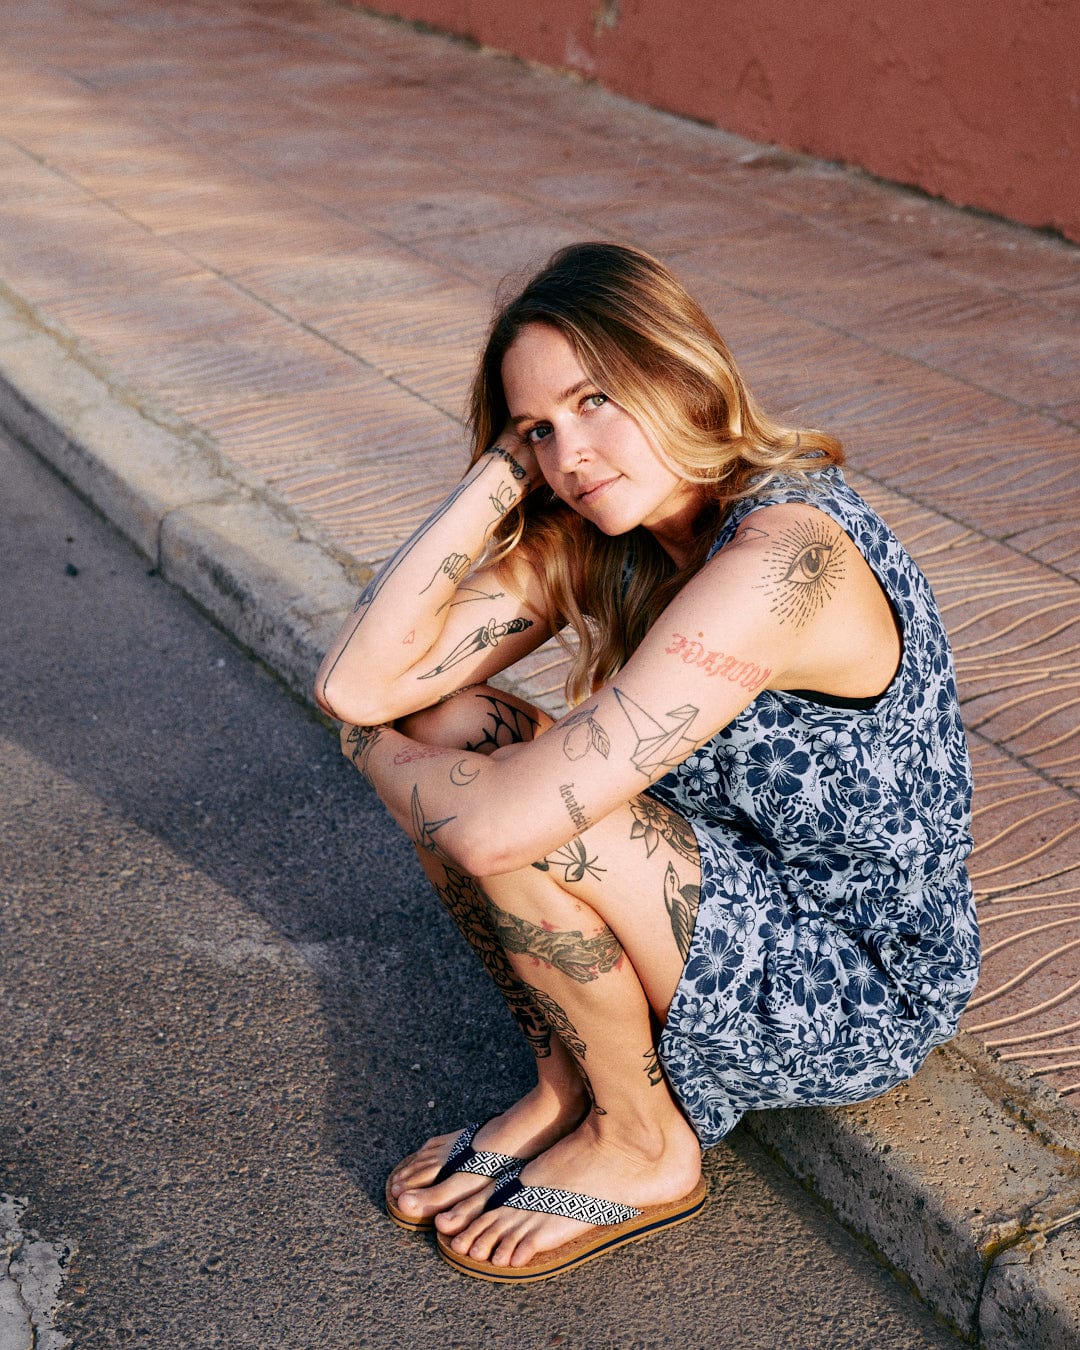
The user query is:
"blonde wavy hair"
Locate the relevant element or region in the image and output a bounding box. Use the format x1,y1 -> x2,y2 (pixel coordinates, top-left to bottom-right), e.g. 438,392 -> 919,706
466,242 -> 843,703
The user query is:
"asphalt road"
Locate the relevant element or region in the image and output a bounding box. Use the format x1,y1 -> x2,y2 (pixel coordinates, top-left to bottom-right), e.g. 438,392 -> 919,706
0,425 -> 963,1348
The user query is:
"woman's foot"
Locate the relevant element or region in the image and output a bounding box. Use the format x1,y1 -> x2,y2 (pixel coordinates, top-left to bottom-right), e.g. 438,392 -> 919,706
386,1081 -> 586,1230
435,1108 -> 702,1268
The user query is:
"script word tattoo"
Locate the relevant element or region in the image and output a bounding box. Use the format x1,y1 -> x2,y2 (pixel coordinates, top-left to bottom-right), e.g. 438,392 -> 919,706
532,837 -> 605,884
463,694 -> 539,754
434,864 -> 553,1058
418,617 -> 533,679
558,782 -> 589,833
666,633 -> 772,694
663,862 -> 701,964
613,688 -> 700,777
759,517 -> 846,629
520,978 -> 605,1114
627,797 -> 698,865
487,898 -> 622,983
560,702 -> 611,761
486,444 -> 528,480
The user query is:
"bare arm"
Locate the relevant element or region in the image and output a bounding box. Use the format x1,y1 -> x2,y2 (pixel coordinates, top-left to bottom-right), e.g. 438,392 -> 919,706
314,439 -> 551,724
344,503 -> 890,876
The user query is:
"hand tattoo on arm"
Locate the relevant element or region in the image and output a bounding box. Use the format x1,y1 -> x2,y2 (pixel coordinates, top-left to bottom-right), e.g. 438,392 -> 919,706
420,552 -> 471,594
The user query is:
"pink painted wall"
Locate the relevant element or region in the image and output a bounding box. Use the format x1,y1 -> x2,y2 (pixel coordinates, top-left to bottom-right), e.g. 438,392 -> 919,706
358,0 -> 1080,244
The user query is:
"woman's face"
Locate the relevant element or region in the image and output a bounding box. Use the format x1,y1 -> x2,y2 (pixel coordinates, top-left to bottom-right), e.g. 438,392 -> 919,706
500,323 -> 704,562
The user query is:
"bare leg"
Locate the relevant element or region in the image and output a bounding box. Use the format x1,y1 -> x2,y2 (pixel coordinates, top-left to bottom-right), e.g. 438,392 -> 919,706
385,688 -> 589,1226
436,795 -> 704,1266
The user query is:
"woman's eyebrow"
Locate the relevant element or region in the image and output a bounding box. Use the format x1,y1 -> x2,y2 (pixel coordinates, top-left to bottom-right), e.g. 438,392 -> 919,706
510,379 -> 592,425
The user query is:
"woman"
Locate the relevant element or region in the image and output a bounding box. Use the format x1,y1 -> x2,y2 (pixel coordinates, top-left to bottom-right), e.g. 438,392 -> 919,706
315,242 -> 979,1283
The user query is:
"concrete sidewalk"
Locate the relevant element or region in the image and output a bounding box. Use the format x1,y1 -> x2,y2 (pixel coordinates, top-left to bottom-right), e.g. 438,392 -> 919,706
1,0 -> 1078,1342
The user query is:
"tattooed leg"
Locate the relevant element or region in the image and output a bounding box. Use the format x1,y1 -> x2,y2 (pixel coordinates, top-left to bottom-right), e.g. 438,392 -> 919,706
384,687 -> 590,1229
436,796 -> 704,1259
386,845 -> 591,1230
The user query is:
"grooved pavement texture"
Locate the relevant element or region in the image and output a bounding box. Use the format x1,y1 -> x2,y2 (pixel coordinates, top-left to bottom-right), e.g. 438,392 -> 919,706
0,0 -> 1078,1096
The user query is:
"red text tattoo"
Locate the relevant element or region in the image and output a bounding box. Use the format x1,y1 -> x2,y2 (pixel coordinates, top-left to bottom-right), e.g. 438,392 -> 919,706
665,633 -> 772,692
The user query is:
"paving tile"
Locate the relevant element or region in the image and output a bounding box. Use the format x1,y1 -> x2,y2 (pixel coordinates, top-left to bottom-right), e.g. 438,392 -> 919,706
413,220 -> 612,288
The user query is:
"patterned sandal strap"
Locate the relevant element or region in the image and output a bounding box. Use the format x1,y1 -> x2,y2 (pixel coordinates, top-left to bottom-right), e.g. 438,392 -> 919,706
434,1121 -> 521,1184
485,1174 -> 641,1226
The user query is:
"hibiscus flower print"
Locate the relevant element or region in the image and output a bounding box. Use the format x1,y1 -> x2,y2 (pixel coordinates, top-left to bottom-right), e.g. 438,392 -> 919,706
733,966 -> 764,1012
755,700 -> 796,732
847,768 -> 882,812
746,738 -> 811,797
812,725 -> 858,774
713,741 -> 748,778
723,901 -> 758,944
791,949 -> 838,1019
679,751 -> 720,799
685,927 -> 744,997
674,994 -> 714,1037
838,945 -> 888,1013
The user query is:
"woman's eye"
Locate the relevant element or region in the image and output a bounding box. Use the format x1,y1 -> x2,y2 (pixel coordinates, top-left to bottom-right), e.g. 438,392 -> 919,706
585,393 -> 608,409
781,542 -> 834,585
526,424 -> 551,445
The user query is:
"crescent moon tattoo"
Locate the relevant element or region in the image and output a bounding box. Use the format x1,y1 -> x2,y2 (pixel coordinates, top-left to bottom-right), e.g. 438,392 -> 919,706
450,760 -> 480,786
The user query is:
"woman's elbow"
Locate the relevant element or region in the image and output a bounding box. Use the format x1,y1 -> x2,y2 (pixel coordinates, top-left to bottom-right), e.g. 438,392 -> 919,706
314,661 -> 394,726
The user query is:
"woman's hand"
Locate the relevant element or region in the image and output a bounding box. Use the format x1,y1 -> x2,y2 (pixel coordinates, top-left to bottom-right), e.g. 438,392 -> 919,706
339,721 -> 388,781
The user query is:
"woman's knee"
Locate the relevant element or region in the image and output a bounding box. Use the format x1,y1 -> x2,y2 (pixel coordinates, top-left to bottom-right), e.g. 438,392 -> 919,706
395,684 -> 552,754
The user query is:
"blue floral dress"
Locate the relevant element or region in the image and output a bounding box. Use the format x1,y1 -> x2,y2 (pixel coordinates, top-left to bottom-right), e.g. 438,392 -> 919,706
651,468 -> 980,1146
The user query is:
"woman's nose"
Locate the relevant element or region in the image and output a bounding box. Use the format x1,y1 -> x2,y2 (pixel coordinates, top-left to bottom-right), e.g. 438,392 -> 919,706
550,425 -> 589,473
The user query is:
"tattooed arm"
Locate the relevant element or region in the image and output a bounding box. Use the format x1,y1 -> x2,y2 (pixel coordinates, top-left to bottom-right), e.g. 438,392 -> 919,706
343,502 -> 900,876
314,435 -> 552,724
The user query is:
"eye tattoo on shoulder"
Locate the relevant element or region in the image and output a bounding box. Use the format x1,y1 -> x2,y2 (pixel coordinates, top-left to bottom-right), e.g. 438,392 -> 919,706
758,518 -> 845,628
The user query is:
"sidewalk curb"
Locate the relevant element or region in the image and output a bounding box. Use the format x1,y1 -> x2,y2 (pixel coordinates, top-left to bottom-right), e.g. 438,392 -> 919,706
0,287 -> 365,706
2,292 -> 1078,1347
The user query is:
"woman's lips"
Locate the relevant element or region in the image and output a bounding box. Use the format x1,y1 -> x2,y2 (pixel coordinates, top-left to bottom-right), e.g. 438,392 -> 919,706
576,475 -> 620,504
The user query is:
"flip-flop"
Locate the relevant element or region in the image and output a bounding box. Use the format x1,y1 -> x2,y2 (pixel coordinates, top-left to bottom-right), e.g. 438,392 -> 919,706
436,1172 -> 708,1282
385,1120 -> 525,1232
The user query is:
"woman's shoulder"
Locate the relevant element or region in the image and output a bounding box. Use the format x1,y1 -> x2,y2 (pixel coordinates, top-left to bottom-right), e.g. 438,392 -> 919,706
711,466 -> 902,559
